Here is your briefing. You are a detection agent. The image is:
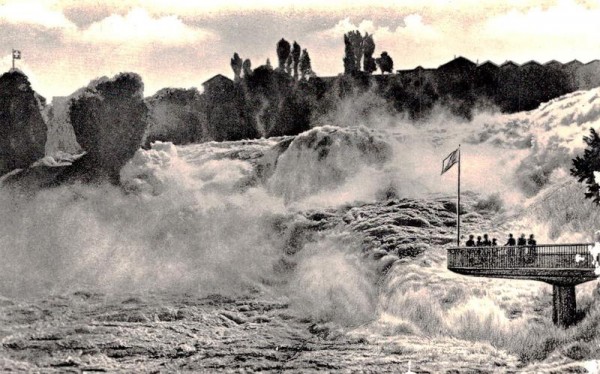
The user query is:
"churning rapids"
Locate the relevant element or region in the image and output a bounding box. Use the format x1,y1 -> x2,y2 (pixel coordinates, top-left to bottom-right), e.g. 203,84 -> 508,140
3,87 -> 600,372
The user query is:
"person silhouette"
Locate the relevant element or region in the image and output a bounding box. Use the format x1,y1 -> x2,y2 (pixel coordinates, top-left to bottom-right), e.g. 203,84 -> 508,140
516,234 -> 527,261
527,234 -> 537,262
506,233 -> 516,257
476,236 -> 483,246
505,233 -> 516,246
483,234 -> 491,246
490,237 -> 499,259
465,235 -> 475,247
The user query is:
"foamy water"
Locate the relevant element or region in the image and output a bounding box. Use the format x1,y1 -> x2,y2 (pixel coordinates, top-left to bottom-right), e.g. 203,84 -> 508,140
2,87 -> 600,358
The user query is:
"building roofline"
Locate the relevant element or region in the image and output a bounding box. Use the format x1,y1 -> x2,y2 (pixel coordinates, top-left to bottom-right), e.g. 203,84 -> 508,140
477,60 -> 499,67
438,56 -> 476,69
500,61 -> 520,67
202,74 -> 233,86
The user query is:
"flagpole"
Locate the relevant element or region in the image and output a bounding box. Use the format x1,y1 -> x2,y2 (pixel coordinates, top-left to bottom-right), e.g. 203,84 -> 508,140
12,49 -> 14,70
457,144 -> 461,247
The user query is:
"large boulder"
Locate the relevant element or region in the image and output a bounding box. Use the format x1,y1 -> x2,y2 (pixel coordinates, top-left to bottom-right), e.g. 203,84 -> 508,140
66,73 -> 149,183
0,70 -> 47,175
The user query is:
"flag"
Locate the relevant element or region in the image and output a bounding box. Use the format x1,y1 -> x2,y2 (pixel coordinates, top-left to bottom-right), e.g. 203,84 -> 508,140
441,148 -> 459,175
12,50 -> 21,59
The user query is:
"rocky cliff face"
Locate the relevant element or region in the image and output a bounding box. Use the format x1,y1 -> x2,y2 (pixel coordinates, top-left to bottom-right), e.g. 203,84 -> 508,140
0,70 -> 47,175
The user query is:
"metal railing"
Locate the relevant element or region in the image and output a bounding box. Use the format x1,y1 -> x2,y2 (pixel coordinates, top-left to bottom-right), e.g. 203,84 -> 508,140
447,243 -> 595,269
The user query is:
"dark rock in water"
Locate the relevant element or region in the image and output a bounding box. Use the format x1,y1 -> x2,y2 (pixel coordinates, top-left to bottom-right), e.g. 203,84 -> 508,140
0,70 -> 47,175
1,163 -> 72,191
440,200 -> 467,214
0,153 -> 86,191
67,73 -> 148,184
393,215 -> 431,228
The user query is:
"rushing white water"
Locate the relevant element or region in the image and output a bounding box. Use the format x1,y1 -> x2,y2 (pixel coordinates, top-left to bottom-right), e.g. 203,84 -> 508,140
2,87 -> 600,347
267,125 -> 393,202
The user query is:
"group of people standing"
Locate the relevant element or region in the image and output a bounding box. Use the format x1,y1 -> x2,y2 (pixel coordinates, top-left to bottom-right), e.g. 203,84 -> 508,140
465,234 -> 496,247
464,233 -> 538,263
465,233 -> 536,247
504,233 -> 536,247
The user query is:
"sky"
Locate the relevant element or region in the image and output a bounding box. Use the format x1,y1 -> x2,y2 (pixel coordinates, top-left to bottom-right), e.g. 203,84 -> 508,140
2,0 -> 600,99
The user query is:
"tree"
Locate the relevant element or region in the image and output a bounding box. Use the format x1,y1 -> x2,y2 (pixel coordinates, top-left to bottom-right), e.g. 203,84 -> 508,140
376,51 -> 394,74
363,33 -> 377,74
243,59 -> 252,77
343,30 -> 365,74
145,88 -> 205,145
291,41 -> 301,80
299,49 -> 312,80
276,38 -> 291,71
230,53 -> 243,82
266,58 -> 273,70
571,128 -> 600,204
343,34 -> 356,74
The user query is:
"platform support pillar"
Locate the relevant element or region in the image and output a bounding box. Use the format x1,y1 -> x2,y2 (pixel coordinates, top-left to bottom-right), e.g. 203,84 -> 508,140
552,284 -> 576,328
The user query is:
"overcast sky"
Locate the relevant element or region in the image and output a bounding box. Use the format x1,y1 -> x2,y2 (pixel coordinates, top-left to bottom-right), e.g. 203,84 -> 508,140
2,0 -> 600,99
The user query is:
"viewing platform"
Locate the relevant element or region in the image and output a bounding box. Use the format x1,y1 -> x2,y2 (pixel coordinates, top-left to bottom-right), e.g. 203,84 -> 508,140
447,243 -> 599,327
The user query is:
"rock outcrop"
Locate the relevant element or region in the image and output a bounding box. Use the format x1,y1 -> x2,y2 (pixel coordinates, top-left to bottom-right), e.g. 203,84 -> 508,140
0,70 -> 47,175
66,72 -> 149,183
2,73 -> 149,188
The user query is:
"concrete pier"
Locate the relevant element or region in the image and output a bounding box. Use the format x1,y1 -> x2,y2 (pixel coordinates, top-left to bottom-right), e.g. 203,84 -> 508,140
552,285 -> 576,327
447,243 -> 597,328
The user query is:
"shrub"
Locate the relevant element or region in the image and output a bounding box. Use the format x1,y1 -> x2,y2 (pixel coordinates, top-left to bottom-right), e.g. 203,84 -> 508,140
571,127 -> 600,204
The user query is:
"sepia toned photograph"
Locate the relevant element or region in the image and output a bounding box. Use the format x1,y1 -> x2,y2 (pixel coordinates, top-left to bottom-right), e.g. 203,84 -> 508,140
2,0 -> 600,372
